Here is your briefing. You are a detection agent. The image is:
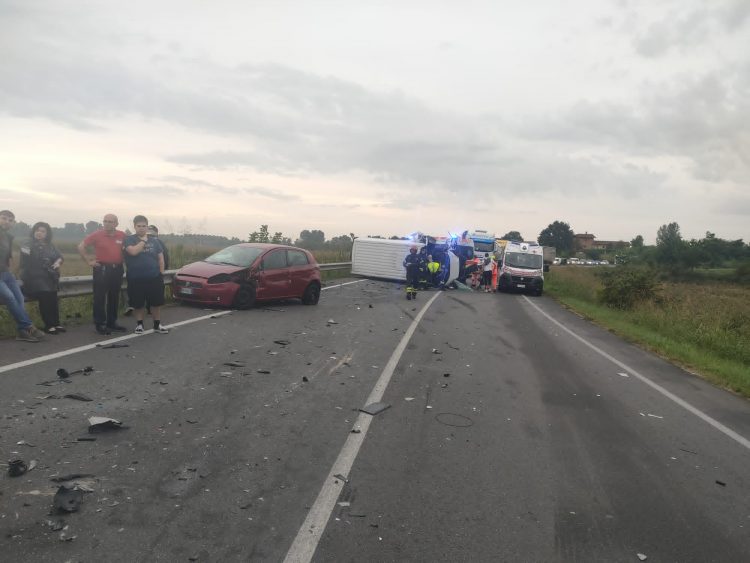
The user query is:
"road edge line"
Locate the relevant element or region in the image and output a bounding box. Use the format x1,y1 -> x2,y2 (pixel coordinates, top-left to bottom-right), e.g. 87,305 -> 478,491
522,295 -> 750,451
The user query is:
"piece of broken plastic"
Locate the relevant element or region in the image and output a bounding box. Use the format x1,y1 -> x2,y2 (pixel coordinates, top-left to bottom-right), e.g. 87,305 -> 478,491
87,417 -> 124,433
53,485 -> 84,513
359,402 -> 391,416
8,458 -> 28,477
637,554 -> 647,561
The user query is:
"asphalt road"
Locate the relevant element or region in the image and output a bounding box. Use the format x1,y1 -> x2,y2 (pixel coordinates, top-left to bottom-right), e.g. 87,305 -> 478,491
1,279 -> 748,562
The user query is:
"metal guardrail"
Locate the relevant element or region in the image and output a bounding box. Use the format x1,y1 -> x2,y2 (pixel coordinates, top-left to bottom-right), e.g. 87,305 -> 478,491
41,262 -> 353,299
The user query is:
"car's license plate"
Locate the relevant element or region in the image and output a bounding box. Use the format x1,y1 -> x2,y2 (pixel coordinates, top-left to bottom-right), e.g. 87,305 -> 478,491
516,284 -> 526,289
180,287 -> 193,295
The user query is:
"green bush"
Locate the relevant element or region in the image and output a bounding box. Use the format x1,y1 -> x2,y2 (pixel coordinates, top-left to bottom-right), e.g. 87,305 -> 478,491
597,267 -> 660,310
734,261 -> 750,285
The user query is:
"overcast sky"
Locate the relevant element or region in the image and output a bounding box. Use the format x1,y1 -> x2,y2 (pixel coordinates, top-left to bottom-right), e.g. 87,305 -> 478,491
1,0 -> 748,244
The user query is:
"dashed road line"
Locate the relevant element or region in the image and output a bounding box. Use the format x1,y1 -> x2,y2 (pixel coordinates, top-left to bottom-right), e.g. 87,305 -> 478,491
283,290 -> 443,563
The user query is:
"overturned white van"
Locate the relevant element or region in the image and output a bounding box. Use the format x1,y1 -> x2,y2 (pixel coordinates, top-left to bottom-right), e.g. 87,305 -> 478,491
351,237 -> 459,284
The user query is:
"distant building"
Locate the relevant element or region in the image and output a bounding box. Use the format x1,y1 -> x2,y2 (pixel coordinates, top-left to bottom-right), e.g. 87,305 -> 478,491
574,233 -> 629,251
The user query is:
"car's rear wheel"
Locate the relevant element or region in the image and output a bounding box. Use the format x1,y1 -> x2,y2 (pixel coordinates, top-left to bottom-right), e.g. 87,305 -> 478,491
302,282 -> 321,305
233,284 -> 256,309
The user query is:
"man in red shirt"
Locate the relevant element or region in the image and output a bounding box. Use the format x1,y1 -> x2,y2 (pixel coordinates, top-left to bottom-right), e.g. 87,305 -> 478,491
77,214 -> 126,335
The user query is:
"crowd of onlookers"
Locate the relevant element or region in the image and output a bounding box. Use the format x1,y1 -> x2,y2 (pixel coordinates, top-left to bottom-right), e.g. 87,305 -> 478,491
1,209 -> 170,343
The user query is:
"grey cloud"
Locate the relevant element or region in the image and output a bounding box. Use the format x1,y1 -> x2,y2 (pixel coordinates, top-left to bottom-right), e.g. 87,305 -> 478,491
633,1 -> 749,57
116,185 -> 187,196
242,186 -> 300,201
518,66 -> 750,184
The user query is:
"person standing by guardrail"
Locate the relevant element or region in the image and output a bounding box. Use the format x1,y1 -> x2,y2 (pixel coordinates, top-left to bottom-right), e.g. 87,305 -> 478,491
0,210 -> 45,342
77,213 -> 126,335
20,222 -> 65,334
124,215 -> 169,334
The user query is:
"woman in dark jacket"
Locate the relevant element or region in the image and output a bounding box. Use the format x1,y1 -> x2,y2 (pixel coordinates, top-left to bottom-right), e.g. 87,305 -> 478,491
20,222 -> 65,334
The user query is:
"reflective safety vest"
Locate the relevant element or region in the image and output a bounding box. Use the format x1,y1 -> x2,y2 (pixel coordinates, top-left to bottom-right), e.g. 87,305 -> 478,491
427,261 -> 440,274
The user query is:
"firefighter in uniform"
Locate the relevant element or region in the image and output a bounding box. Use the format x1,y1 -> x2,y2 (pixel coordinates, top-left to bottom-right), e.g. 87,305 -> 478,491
403,245 -> 421,300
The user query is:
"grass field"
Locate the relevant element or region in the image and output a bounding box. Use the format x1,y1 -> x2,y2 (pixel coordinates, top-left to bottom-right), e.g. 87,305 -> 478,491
545,267 -> 750,398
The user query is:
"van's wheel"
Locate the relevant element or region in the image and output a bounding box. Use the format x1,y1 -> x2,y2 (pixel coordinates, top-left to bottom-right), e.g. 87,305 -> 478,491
302,282 -> 321,305
233,284 -> 256,309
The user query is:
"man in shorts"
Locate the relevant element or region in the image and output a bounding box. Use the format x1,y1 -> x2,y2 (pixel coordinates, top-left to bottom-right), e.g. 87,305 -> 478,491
123,215 -> 169,334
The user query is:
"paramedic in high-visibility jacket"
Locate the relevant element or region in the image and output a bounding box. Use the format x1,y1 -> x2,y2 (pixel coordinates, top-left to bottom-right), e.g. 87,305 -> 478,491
403,245 -> 421,300
426,255 -> 441,287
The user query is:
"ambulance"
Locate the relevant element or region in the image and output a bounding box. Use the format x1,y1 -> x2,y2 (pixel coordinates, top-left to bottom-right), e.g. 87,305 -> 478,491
496,241 -> 545,296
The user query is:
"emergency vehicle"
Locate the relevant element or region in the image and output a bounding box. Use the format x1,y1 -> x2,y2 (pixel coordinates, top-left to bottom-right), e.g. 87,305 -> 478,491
496,240 -> 545,296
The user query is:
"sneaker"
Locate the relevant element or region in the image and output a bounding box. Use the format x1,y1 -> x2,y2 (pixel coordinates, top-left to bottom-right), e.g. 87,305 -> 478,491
30,326 -> 46,338
107,324 -> 127,332
154,325 -> 170,334
46,327 -> 59,335
54,325 -> 67,333
95,325 -> 111,335
134,324 -> 144,334
123,307 -> 134,317
16,328 -> 40,343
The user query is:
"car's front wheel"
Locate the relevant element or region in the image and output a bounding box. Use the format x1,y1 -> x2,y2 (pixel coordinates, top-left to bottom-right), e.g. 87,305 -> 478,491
233,284 -> 256,309
302,282 -> 321,305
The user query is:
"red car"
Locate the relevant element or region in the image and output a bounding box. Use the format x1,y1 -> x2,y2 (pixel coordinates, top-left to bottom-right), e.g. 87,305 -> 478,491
172,243 -> 321,308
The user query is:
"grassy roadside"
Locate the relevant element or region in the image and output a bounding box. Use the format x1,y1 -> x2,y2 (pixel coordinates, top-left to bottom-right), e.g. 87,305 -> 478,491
545,267 -> 750,399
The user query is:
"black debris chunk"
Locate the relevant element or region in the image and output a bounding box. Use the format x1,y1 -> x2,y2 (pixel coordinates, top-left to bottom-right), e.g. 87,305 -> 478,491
368,304 -> 373,308
64,393 -> 93,402
223,361 -> 245,367
333,473 -> 349,483
57,368 -> 70,379
715,480 -> 727,487
77,437 -> 97,442
8,459 -> 28,477
443,373 -> 450,377
96,342 -> 130,349
359,402 -> 391,416
302,376 -> 309,382
46,519 -> 66,531
273,340 -> 291,346
53,485 -> 84,513
431,348 -> 441,354
57,366 -> 94,379
256,370 -> 271,374
50,473 -> 95,483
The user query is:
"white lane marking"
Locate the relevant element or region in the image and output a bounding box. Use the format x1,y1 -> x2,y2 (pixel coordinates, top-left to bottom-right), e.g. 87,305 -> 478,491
523,296 -> 750,451
284,291 -> 442,563
321,279 -> 365,291
0,310 -> 233,375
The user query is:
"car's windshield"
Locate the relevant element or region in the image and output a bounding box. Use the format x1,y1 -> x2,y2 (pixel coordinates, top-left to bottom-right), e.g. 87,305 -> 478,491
205,246 -> 264,267
506,252 -> 543,269
474,240 -> 495,253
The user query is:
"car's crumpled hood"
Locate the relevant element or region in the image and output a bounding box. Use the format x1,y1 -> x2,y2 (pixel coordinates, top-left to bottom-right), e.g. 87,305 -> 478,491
176,261 -> 245,280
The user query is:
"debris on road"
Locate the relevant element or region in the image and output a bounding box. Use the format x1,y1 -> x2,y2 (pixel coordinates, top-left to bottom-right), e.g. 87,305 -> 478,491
350,427 -> 361,433
302,376 -> 309,382
404,397 -> 415,401
637,554 -> 647,561
443,373 -> 450,377
97,343 -> 130,349
273,339 -> 291,346
715,480 -> 727,487
327,319 -> 338,325
57,366 -> 94,379
359,402 -> 391,416
64,393 -> 93,402
77,437 -> 97,442
8,458 -> 28,477
256,369 -> 271,374
431,348 -> 441,354
647,414 -> 664,419
617,372 -> 630,378
45,519 -> 66,531
50,473 -> 94,483
223,361 -> 246,367
16,440 -> 35,447
87,416 -> 125,433
333,473 -> 349,483
53,485 -> 84,513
